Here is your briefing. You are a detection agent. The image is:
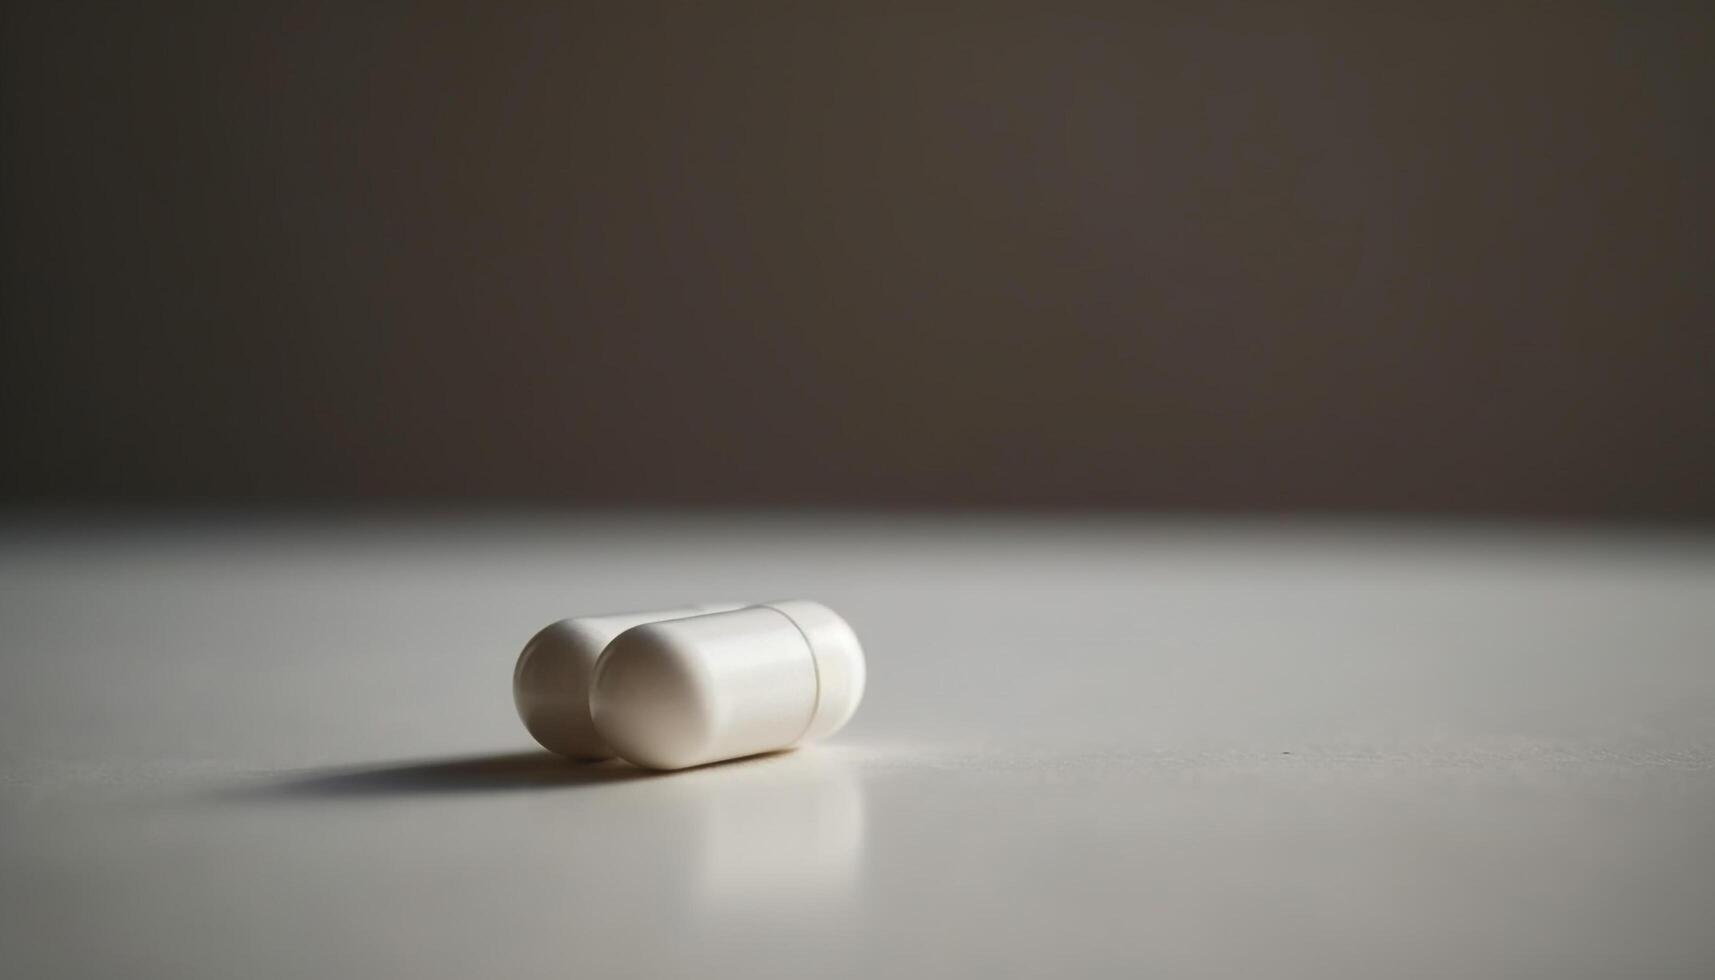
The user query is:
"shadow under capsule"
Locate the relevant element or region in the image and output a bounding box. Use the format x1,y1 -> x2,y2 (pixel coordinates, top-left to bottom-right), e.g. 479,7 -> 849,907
222,750 -> 662,799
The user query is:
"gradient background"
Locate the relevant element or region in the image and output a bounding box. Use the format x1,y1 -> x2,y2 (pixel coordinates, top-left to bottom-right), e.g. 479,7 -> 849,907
4,1 -> 1713,516
5,8 -> 1715,978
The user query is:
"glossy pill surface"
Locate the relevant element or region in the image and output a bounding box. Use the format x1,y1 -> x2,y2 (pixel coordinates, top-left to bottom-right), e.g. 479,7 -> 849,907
513,604 -> 741,759
591,600 -> 865,770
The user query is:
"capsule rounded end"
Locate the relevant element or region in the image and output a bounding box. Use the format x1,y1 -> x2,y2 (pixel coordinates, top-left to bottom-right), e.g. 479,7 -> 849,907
762,600 -> 866,744
513,620 -> 616,760
590,623 -> 722,770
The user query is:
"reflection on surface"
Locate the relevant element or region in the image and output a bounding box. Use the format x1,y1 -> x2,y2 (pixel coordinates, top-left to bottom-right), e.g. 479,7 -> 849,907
687,751 -> 865,920
228,744 -> 870,940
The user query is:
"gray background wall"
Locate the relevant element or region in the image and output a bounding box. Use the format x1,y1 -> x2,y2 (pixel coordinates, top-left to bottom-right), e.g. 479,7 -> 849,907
4,1 -> 1711,516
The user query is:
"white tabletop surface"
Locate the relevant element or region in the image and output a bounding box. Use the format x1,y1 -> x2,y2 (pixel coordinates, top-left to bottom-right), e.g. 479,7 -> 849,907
2,513 -> 1712,979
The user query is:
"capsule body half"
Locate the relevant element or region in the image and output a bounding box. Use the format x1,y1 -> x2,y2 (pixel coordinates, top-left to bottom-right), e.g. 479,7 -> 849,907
513,603 -> 741,759
590,601 -> 865,770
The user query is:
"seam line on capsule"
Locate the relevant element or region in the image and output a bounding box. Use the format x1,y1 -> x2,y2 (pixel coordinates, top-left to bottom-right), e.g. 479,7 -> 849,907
759,604 -> 822,746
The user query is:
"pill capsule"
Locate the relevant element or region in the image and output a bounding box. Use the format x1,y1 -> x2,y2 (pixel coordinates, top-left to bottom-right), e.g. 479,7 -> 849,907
591,600 -> 865,770
514,603 -> 742,759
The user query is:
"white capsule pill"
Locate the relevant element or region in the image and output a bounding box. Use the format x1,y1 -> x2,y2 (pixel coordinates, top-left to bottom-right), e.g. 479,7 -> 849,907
591,600 -> 865,770
514,603 -> 742,759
